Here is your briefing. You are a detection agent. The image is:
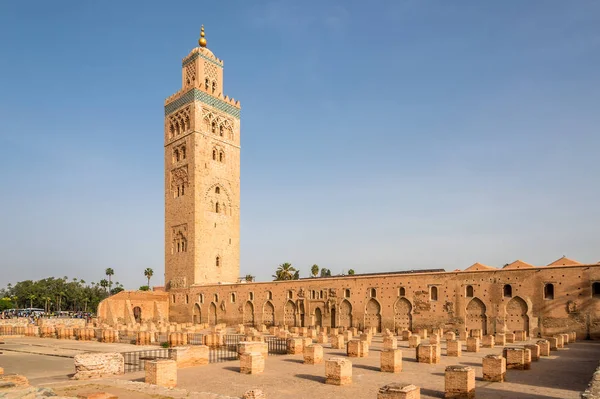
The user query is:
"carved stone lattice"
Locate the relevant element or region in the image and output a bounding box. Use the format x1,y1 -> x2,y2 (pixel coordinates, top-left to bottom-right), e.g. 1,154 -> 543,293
185,63 -> 196,86
204,61 -> 218,80
171,166 -> 189,189
169,276 -> 187,289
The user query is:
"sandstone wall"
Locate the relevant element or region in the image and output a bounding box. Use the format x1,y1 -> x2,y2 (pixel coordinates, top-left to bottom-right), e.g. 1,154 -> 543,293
166,263 -> 600,338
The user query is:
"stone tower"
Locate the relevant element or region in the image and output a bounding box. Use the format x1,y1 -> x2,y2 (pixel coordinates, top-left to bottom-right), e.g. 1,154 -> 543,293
164,27 -> 241,289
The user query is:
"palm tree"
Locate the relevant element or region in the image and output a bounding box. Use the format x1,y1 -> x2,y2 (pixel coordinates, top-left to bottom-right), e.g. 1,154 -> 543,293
273,263 -> 298,281
42,296 -> 51,313
244,274 -> 254,282
83,297 -> 89,312
100,279 -> 109,294
105,268 -> 114,292
311,264 -> 320,277
28,294 -> 36,309
144,268 -> 154,287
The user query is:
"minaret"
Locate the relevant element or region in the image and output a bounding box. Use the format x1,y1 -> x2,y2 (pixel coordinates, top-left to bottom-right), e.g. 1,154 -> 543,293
164,27 -> 241,289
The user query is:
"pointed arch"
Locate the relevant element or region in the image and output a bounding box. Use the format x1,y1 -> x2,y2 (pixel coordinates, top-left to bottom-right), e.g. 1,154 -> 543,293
506,296 -> 529,333
193,303 -> 201,324
364,298 -> 382,332
339,300 -> 353,328
243,301 -> 254,326
314,307 -> 323,327
394,297 -> 412,331
466,297 -> 487,335
208,302 -> 217,326
263,301 -> 275,326
284,300 -> 297,327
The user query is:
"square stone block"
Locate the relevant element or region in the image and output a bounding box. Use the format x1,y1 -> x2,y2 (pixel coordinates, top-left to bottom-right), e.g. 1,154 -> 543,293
381,349 -> 403,373
343,331 -> 353,341
466,337 -> 479,353
524,344 -> 540,361
145,359 -> 177,388
417,344 -> 438,364
445,365 -> 475,399
445,332 -> 456,341
347,339 -> 368,357
317,333 -> 328,344
561,333 -> 569,345
360,332 -> 372,345
170,345 -> 209,368
430,334 -> 440,345
287,337 -> 304,355
495,333 -> 506,346
523,348 -> 532,370
418,329 -> 428,339
409,335 -> 421,348
402,330 -> 412,341
482,335 -> 495,348
331,334 -> 345,349
383,336 -> 398,350
446,340 -> 462,357
240,352 -> 265,374
469,329 -> 482,339
503,347 -> 526,370
239,341 -> 268,358
514,330 -> 526,341
303,337 -> 313,349
569,331 -> 576,342
482,355 -> 506,382
377,383 -> 420,399
537,340 -> 550,356
304,344 -> 323,365
325,357 -> 352,385
547,337 -> 559,351
505,333 -> 515,343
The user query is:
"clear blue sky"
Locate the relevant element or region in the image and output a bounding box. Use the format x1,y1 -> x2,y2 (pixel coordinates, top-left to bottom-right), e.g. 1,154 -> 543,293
1,1 -> 599,289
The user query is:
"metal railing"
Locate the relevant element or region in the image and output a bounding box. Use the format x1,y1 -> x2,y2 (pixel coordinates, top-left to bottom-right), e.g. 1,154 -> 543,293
122,349 -> 173,373
187,333 -> 205,345
265,336 -> 287,355
209,345 -> 239,363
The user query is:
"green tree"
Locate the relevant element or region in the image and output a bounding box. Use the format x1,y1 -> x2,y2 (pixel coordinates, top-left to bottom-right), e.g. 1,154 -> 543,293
244,274 -> 254,282
139,285 -> 150,291
320,268 -> 331,277
311,264 -> 320,277
27,294 -> 36,309
348,269 -> 355,275
144,268 -> 154,287
273,263 -> 298,281
100,279 -> 109,294
105,268 -> 114,294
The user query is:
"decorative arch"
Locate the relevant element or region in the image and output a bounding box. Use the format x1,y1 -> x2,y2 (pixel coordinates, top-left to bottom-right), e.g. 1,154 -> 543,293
339,300 -> 353,328
133,306 -> 142,324
314,307 -> 323,327
364,298 -> 382,332
284,300 -> 297,327
393,297 -> 412,331
243,301 -> 254,326
505,296 -> 529,333
193,303 -> 201,324
208,302 -> 217,326
466,297 -> 487,335
263,301 -> 275,326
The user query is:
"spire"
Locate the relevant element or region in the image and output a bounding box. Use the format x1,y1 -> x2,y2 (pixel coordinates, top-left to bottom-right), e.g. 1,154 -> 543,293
198,25 -> 207,48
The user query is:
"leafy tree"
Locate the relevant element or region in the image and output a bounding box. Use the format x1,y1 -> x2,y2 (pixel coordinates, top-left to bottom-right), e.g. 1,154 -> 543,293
293,270 -> 300,280
311,264 -> 320,277
27,294 -> 36,309
111,286 -> 124,295
100,279 -> 109,294
144,268 -> 154,287
244,274 -> 254,282
105,268 -> 114,294
139,285 -> 150,291
273,263 -> 298,281
0,297 -> 12,311
348,269 -> 355,275
320,268 -> 331,277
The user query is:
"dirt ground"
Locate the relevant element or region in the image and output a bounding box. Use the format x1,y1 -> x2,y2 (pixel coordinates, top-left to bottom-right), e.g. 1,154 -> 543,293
1,335 -> 598,398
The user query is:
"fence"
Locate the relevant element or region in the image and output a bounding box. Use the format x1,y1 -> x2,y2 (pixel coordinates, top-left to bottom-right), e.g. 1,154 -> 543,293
187,333 -> 205,345
122,349 -> 173,373
208,345 -> 239,363
265,336 -> 287,355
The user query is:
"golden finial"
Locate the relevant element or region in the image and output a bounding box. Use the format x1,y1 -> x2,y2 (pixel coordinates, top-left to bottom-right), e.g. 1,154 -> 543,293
198,25 -> 207,48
